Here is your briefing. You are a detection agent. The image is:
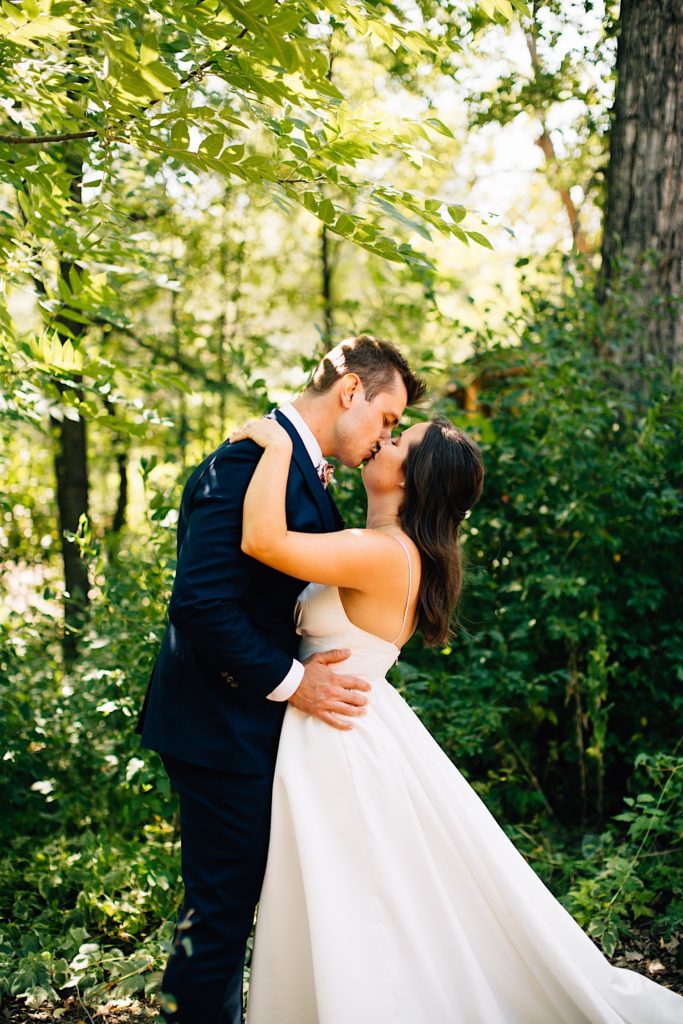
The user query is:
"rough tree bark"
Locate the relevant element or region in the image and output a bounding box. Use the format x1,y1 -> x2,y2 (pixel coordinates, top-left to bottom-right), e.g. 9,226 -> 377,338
599,0 -> 683,371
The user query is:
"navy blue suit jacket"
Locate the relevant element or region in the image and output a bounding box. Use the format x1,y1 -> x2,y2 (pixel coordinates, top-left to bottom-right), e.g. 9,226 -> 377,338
137,411 -> 344,774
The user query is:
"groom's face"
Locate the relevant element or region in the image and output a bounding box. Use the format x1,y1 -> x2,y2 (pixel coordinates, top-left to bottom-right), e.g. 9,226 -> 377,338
334,371 -> 408,468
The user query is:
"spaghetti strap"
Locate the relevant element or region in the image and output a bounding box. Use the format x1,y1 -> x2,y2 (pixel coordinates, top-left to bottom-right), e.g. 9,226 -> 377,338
389,536 -> 413,646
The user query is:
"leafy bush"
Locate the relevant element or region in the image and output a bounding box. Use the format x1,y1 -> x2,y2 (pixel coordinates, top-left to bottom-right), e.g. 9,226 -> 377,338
562,750 -> 683,955
0,502 -> 179,1006
392,272 -> 683,827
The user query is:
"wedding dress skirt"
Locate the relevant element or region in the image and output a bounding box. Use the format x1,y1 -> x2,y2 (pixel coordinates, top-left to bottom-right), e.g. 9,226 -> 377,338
246,583 -> 682,1023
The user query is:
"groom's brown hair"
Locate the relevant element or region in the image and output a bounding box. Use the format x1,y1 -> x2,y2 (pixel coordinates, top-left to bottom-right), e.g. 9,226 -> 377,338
306,334 -> 426,406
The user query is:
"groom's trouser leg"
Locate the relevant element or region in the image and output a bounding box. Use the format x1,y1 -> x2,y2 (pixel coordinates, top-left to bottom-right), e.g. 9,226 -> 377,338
159,755 -> 273,1024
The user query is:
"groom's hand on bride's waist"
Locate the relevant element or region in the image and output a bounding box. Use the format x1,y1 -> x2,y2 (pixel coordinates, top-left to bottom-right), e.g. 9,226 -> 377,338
289,650 -> 371,731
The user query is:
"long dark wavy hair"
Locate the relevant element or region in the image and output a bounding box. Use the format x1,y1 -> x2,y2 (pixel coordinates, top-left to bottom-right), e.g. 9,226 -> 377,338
399,417 -> 484,646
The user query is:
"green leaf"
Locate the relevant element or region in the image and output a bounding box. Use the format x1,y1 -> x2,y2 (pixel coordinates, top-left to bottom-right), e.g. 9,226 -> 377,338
170,120 -> 189,149
424,117 -> 455,139
117,71 -> 158,101
243,0 -> 277,13
36,333 -> 84,372
302,192 -> 318,214
199,133 -> 224,158
68,266 -> 84,296
139,32 -> 158,66
466,229 -> 494,250
447,205 -> 466,224
1,1 -> 25,26
494,0 -> 514,19
140,61 -> 181,94
334,213 -> 355,236
374,197 -> 432,241
371,21 -> 396,50
2,15 -> 77,49
318,198 -> 336,224
16,189 -> 31,219
221,143 -> 245,164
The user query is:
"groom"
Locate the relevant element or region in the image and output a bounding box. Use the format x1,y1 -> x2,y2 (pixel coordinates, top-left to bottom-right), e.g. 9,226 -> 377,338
137,334 -> 426,1024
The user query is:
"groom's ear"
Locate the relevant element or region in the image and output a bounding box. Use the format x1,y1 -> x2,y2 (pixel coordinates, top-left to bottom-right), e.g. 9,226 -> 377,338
339,372 -> 362,409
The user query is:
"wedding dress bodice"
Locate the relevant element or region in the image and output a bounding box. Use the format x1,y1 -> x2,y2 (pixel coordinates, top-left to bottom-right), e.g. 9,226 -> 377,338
295,582 -> 400,685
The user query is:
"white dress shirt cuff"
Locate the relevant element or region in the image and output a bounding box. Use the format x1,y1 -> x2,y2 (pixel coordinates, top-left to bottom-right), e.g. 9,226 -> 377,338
266,659 -> 304,701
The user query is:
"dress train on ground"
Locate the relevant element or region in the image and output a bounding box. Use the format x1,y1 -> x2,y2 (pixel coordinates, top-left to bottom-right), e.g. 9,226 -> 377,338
246,584 -> 683,1024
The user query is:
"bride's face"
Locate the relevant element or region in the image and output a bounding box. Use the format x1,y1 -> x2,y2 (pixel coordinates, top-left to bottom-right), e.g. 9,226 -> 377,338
361,421 -> 430,492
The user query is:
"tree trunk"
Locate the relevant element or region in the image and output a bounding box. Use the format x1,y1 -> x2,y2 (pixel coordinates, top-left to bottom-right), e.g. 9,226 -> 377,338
112,449 -> 128,534
320,47 -> 336,347
170,285 -> 189,468
50,146 -> 90,663
321,223 -> 334,344
599,0 -> 683,371
104,396 -> 128,537
51,403 -> 89,661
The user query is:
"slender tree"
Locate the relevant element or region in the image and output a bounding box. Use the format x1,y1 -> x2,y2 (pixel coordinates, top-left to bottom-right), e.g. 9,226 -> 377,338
49,144 -> 90,663
599,0 -> 683,371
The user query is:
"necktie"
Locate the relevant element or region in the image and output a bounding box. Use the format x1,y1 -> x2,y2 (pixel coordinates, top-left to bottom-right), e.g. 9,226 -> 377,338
317,459 -> 334,489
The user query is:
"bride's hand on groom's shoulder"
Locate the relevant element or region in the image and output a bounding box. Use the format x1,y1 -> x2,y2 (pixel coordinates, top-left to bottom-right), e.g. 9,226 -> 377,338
291,650 -> 372,731
229,417 -> 292,452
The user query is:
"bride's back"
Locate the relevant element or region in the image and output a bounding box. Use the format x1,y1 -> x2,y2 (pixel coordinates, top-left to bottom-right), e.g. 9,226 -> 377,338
336,530 -> 421,650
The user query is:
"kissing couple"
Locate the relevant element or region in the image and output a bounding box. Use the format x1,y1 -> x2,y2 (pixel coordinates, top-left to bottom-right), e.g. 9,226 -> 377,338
138,334 -> 682,1023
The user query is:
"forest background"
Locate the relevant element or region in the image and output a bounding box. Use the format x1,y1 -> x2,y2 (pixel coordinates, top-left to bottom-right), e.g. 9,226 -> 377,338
1,0 -> 682,1017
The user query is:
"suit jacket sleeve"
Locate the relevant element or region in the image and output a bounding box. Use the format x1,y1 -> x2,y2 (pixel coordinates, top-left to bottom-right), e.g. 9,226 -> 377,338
167,439 -> 294,699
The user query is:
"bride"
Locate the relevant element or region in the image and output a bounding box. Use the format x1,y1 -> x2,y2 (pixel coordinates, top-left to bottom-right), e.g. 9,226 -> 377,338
229,415 -> 682,1024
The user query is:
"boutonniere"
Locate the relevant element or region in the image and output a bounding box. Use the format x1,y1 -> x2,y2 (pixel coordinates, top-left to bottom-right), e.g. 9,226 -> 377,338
317,459 -> 334,489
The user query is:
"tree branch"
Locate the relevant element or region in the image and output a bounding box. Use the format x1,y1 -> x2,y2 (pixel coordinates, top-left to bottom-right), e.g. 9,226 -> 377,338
95,316 -> 241,393
525,30 -> 591,255
0,28 -> 248,148
0,130 -> 98,145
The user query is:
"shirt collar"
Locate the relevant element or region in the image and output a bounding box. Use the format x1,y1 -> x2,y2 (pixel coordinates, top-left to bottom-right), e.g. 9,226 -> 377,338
278,402 -> 323,469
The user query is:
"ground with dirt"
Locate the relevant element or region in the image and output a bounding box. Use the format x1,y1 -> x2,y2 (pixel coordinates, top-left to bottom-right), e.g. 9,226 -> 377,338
3,929 -> 681,1023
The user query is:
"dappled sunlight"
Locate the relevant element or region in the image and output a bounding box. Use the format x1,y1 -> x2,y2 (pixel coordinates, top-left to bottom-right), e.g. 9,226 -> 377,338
0,560 -> 62,623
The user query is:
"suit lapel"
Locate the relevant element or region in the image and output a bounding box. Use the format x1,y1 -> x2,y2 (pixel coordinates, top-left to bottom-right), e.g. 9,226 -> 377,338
274,409 -> 338,533
326,488 -> 345,531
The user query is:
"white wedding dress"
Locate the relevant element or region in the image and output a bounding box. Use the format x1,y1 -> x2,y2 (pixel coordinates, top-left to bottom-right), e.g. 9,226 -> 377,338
246,578 -> 683,1024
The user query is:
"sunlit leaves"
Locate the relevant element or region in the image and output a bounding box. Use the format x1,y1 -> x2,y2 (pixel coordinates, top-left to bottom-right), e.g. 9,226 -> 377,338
0,0 -> 522,291
33,333 -> 84,373
478,0 -> 530,23
0,4 -> 77,50
0,0 -> 515,450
